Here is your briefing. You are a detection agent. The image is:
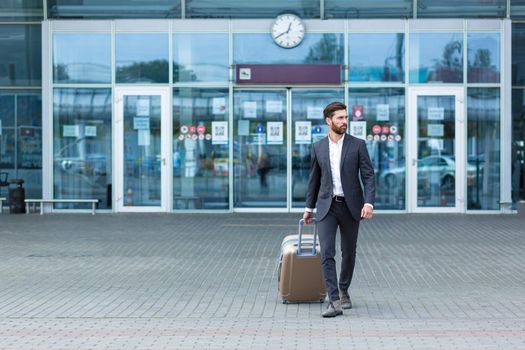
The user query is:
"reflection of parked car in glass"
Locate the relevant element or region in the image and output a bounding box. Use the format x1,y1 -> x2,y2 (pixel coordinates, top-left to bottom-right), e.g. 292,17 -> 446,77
55,139 -> 108,176
55,153 -> 107,176
380,155 -> 477,191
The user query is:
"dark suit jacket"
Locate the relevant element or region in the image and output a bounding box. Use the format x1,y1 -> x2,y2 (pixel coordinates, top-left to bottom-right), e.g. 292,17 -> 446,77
305,134 -> 375,222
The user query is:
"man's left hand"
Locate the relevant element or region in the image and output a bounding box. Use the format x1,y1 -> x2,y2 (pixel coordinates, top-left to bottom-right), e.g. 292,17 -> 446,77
361,205 -> 373,220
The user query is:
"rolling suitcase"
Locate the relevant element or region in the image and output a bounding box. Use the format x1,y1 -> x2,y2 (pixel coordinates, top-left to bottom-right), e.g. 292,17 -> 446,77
278,219 -> 326,303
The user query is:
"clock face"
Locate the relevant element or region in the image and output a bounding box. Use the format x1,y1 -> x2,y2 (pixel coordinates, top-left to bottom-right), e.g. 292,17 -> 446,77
271,14 -> 305,49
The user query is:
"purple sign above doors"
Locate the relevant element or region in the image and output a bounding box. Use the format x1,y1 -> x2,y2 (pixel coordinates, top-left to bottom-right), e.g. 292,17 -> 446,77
235,64 -> 341,85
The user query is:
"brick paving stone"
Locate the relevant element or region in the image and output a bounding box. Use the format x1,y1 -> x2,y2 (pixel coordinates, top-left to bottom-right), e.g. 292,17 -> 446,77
0,207 -> 524,349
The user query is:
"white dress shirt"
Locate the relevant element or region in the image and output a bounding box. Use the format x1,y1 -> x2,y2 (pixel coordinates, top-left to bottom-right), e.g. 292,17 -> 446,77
329,133 -> 345,197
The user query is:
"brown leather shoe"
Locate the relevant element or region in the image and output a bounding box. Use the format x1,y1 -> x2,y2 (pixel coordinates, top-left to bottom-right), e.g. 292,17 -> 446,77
340,292 -> 352,309
322,300 -> 343,317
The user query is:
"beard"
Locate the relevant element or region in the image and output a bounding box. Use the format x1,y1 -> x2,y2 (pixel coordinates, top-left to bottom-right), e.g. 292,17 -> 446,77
331,124 -> 347,135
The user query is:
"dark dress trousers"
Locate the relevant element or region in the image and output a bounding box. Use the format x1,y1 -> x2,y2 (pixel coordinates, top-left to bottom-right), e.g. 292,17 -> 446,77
305,134 -> 375,302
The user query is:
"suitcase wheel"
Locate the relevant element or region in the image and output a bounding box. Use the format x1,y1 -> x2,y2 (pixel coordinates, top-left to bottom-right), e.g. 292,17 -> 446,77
282,300 -> 288,304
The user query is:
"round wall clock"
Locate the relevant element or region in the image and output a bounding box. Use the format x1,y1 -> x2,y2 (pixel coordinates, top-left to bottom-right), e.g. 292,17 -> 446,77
271,13 -> 305,49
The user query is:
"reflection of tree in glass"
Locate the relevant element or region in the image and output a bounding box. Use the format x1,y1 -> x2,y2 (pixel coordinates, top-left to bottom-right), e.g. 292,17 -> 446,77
469,48 -> 499,82
382,33 -> 404,82
441,41 -> 463,69
54,63 -> 70,81
473,49 -> 492,68
304,34 -> 344,64
117,59 -> 169,83
431,40 -> 462,82
173,64 -> 196,81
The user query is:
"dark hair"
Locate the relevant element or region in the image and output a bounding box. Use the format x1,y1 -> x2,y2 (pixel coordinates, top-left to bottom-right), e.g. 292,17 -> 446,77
323,102 -> 347,119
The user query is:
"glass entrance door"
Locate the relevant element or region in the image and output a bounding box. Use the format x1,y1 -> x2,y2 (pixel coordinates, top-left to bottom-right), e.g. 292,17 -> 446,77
408,87 -> 465,212
291,89 -> 343,208
233,89 -> 343,210
115,87 -> 170,212
233,90 -> 287,208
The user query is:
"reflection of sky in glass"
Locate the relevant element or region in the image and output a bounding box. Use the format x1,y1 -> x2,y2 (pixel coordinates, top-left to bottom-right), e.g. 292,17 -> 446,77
233,33 -> 344,64
468,33 -> 500,68
53,34 -> 111,83
173,33 -> 228,82
116,34 -> 169,67
409,33 -> 463,83
349,33 -> 404,82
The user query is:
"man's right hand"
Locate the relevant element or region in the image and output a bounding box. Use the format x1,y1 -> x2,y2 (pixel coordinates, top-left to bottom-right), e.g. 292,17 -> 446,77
303,211 -> 313,224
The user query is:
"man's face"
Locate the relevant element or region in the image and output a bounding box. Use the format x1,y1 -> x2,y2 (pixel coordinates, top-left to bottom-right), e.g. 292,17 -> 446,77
326,109 -> 348,135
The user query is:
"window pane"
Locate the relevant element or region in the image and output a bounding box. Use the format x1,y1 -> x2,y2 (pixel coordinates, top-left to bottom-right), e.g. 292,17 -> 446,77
0,91 -> 42,200
349,88 -> 406,210
186,0 -> 320,18
511,89 -> 525,206
467,88 -> 500,210
234,33 -> 344,65
0,0 -> 43,21
0,25 -> 41,87
48,0 -> 181,19
173,33 -> 229,82
291,90 -> 344,208
53,88 -> 112,209
53,33 -> 111,84
512,24 -> 525,85
416,96 -> 456,207
173,88 -> 229,210
116,34 -> 169,84
417,0 -> 506,18
123,95 -> 162,207
325,0 -> 412,18
468,33 -> 500,83
409,33 -> 463,84
511,0 -> 525,18
349,33 -> 405,82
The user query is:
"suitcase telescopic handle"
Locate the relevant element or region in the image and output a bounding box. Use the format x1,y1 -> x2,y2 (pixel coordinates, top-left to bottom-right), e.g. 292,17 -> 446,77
297,218 -> 318,256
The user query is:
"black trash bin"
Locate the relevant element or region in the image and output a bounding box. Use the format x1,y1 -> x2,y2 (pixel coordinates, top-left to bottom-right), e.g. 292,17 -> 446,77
8,179 -> 25,214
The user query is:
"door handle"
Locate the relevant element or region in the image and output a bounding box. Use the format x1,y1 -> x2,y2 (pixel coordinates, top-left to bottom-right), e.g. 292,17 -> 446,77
162,158 -> 166,166
412,158 -> 418,166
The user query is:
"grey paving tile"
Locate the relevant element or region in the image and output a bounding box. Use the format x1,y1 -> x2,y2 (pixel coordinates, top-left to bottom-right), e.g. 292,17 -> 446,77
0,208 -> 524,349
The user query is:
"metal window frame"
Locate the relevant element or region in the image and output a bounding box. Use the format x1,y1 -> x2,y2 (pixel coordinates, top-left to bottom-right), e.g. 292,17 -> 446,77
41,18 -> 511,214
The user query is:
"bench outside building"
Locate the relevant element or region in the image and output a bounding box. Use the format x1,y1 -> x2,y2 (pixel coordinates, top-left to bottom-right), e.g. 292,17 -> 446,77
25,199 -> 99,215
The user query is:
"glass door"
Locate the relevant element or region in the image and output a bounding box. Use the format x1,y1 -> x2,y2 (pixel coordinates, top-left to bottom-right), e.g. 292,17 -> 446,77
233,90 -> 287,208
408,87 -> 465,212
291,89 -> 343,208
233,88 -> 343,211
115,87 -> 170,212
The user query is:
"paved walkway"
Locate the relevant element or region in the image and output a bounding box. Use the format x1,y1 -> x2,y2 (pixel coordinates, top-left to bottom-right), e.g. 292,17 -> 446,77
0,208 -> 524,349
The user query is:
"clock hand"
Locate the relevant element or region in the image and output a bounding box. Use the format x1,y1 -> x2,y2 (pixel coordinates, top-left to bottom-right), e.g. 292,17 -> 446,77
274,22 -> 293,39
274,31 -> 288,39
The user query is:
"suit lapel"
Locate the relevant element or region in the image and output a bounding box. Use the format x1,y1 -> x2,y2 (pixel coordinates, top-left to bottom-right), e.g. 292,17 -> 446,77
340,134 -> 351,173
321,136 -> 333,184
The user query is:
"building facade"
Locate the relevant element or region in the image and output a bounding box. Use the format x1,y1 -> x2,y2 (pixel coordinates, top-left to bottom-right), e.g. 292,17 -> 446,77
1,1 -> 524,214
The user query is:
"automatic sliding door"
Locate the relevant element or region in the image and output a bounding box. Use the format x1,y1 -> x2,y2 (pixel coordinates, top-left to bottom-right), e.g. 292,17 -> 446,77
234,90 -> 287,208
291,90 -> 343,208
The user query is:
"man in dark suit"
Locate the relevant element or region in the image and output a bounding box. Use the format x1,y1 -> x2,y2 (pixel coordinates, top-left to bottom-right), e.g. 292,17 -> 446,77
303,101 -> 375,318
